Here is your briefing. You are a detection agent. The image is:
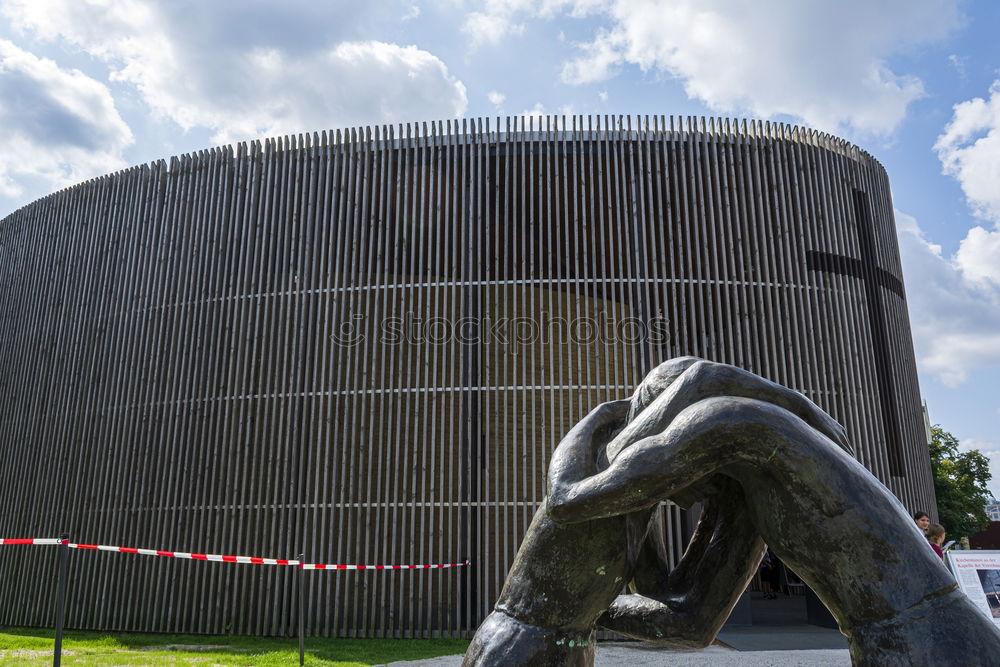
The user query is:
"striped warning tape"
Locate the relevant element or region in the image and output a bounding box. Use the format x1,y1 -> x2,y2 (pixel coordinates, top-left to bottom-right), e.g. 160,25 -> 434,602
0,538 -> 65,545
67,543 -> 298,565
301,560 -> 470,570
2,538 -> 468,570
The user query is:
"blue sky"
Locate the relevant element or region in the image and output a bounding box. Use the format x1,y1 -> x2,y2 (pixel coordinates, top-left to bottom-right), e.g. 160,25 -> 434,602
1,0 -> 998,498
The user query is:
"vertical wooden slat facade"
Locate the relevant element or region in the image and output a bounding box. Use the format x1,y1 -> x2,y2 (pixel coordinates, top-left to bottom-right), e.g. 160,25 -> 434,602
0,116 -> 934,637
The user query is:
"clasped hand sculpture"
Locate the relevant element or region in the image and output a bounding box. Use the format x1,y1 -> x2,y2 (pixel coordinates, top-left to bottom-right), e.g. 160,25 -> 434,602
463,358 -> 1000,667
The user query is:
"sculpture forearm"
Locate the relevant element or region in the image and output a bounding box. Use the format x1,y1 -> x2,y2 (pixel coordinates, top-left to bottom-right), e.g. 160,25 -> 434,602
547,399 -> 629,503
598,594 -> 715,648
600,478 -> 765,647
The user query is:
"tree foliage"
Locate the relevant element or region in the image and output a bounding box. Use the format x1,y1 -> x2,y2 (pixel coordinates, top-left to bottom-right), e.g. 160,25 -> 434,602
928,425 -> 992,540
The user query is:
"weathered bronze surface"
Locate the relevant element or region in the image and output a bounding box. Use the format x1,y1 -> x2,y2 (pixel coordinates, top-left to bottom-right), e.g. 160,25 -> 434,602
464,358 -> 1000,666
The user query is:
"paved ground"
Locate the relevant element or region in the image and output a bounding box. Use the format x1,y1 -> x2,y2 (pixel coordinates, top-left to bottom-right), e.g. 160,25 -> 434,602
381,594 -> 853,666
718,624 -> 847,651
379,625 -> 852,666
379,641 -> 851,666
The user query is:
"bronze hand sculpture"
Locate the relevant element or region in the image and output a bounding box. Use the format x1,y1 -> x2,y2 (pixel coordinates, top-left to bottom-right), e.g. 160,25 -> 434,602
464,358 -> 1000,666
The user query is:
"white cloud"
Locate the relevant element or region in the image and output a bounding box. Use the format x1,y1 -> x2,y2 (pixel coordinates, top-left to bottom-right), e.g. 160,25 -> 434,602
463,9 -> 525,46
521,102 -> 547,118
553,0 -> 960,136
955,226 -> 1000,286
515,101 -> 577,120
458,0 -> 960,134
487,90 -> 506,106
933,81 -> 1000,291
935,80 -> 1000,224
402,1 -> 420,20
461,0 -> 602,47
896,210 -> 1000,387
947,54 -> 967,79
0,39 -> 132,197
562,27 -> 621,84
3,0 -> 468,146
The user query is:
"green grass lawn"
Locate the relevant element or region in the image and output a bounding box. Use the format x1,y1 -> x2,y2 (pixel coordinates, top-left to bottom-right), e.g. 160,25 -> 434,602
0,627 -> 469,666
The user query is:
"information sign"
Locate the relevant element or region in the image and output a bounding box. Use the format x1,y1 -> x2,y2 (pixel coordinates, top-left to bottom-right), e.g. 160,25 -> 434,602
947,550 -> 1000,629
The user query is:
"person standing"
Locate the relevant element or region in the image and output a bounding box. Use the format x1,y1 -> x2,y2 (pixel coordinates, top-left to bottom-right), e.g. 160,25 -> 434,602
759,550 -> 781,599
927,524 -> 946,560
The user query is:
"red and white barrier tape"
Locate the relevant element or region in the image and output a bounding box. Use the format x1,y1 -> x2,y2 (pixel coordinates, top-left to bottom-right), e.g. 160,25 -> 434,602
2,538 -> 468,571
68,543 -> 298,565
0,538 -> 64,545
301,560 -> 470,570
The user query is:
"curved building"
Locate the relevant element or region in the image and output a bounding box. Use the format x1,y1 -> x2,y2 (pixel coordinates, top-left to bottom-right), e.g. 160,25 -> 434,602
0,116 -> 933,637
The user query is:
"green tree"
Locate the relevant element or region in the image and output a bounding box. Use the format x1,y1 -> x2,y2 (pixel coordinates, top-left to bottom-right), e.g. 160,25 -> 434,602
929,425 -> 992,540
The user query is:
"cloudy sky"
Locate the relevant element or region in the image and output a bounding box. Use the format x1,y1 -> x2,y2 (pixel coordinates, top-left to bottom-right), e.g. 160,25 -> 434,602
1,0 -> 999,497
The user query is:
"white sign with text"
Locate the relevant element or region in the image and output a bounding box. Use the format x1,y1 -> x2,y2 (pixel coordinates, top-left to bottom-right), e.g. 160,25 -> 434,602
947,550 -> 1000,628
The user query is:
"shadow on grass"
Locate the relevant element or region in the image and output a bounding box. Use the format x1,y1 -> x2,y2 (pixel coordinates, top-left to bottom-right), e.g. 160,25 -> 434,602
1,627 -> 469,665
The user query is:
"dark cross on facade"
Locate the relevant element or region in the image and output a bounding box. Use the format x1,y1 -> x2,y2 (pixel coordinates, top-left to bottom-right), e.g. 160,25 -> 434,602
806,189 -> 906,477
